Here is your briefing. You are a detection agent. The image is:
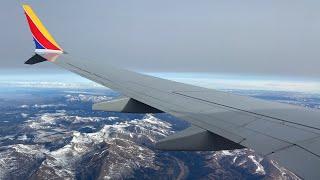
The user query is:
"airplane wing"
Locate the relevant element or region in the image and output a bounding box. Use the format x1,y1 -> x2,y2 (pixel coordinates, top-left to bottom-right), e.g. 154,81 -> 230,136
22,5 -> 320,179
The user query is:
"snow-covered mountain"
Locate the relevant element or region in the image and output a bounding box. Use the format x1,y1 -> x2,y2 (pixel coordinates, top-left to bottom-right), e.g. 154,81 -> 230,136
0,112 -> 299,179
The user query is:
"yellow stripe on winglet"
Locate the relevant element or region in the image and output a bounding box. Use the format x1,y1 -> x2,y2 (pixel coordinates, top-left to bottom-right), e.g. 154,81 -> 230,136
22,4 -> 62,50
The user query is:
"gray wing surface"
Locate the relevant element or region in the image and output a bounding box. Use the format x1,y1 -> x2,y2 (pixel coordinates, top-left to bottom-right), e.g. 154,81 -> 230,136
42,53 -> 320,179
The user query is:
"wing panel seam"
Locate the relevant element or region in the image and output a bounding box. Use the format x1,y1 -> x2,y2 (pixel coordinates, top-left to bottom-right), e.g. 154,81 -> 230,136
172,92 -> 320,132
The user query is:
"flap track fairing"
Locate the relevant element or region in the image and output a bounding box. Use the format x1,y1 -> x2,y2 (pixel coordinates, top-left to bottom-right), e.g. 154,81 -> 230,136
92,97 -> 163,113
155,125 -> 244,151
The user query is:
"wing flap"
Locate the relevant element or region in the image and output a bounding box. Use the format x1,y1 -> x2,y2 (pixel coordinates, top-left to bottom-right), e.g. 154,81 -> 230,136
245,118 -> 319,144
267,145 -> 320,179
298,136 -> 320,156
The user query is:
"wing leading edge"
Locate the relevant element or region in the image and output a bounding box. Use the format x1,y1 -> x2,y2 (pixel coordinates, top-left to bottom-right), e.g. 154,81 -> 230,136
22,5 -> 320,179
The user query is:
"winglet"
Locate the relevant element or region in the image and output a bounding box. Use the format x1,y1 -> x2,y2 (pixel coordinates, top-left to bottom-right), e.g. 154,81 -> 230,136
22,4 -> 63,54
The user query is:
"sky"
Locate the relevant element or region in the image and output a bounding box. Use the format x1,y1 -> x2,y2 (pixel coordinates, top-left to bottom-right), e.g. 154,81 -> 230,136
0,0 -> 319,91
